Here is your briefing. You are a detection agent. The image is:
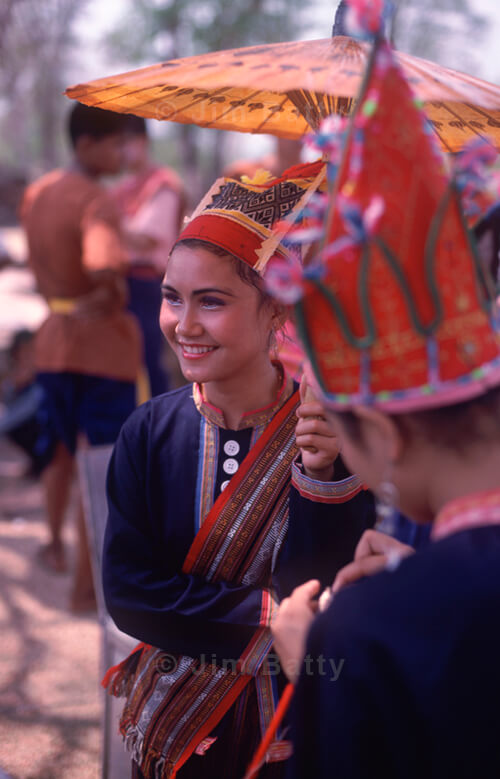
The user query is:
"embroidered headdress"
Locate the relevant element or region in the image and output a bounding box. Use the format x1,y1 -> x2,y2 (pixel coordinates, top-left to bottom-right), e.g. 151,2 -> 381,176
268,1 -> 500,412
175,161 -> 327,274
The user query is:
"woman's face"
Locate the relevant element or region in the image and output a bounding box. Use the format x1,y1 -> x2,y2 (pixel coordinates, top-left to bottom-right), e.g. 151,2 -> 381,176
160,244 -> 276,385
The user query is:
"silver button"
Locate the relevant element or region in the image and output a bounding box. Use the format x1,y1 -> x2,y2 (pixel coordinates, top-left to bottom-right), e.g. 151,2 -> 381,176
223,458 -> 239,475
224,439 -> 240,457
220,480 -> 230,491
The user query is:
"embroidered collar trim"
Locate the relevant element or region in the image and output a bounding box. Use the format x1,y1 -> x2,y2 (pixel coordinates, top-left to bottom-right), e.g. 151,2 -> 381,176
432,488 -> 500,541
192,362 -> 293,430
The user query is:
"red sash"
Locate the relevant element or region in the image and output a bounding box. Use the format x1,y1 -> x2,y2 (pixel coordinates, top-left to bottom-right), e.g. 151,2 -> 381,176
103,390 -> 299,778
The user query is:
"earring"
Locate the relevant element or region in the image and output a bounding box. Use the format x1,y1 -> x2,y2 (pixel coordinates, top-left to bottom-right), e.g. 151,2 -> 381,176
269,324 -> 279,360
375,476 -> 399,537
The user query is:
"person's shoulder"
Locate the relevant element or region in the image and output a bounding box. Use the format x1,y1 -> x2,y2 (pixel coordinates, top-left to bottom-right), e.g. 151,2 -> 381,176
25,169 -> 106,213
73,173 -> 114,206
311,527 -> 500,650
148,384 -> 197,418
152,165 -> 184,194
115,385 -> 198,467
22,169 -> 65,211
69,178 -> 121,231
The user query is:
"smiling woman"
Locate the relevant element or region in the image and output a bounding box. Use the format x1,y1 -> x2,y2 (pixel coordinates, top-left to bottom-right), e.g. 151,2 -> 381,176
160,243 -> 280,426
101,161 -> 375,779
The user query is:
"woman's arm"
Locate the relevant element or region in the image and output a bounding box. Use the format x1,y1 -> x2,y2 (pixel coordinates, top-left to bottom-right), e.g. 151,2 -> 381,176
274,459 -> 376,598
276,376 -> 376,597
103,414 -> 277,664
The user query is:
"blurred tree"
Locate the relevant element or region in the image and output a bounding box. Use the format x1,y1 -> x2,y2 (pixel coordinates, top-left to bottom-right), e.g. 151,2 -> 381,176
334,0 -> 486,71
106,0 -> 319,72
0,0 -> 90,173
390,0 -> 487,70
104,0 -> 323,198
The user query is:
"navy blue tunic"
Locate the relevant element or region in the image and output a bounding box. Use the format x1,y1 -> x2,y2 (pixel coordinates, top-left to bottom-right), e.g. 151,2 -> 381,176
103,384 -> 375,663
288,525 -> 500,778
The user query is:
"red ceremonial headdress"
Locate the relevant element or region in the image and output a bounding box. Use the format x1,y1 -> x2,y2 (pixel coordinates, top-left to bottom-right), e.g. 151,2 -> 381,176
175,161 -> 327,274
267,4 -> 500,412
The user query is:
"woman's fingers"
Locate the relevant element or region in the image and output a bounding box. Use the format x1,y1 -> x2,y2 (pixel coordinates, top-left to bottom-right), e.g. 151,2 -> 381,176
353,529 -> 414,562
272,579 -> 322,683
330,531 -> 416,594
299,373 -> 309,404
296,436 -> 339,457
277,579 -> 321,612
296,578 -> 322,601
273,579 -> 321,627
296,418 -> 337,439
296,401 -> 327,419
332,555 -> 389,593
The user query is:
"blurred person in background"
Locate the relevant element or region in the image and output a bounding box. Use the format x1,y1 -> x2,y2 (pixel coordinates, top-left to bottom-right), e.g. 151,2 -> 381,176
20,103 -> 141,611
0,329 -> 44,476
114,115 -> 186,397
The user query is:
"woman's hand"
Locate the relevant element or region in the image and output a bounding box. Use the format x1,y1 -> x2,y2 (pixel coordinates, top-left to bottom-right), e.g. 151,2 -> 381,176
295,375 -> 340,481
272,579 -> 321,684
331,529 -> 415,594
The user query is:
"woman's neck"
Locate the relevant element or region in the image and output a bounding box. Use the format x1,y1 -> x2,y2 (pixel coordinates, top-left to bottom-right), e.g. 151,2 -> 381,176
422,444 -> 500,520
202,358 -> 280,429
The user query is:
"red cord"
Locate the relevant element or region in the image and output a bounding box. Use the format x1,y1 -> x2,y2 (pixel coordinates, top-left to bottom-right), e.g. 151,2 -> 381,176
243,682 -> 295,779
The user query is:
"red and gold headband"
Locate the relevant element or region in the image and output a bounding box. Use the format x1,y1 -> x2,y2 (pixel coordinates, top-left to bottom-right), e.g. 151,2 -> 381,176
175,160 -> 327,273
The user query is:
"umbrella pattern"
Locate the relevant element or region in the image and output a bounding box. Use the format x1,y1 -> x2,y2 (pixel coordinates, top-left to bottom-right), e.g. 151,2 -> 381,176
66,36 -> 500,152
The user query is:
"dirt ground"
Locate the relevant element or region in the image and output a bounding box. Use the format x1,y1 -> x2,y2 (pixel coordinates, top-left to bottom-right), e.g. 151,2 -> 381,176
0,436 -> 102,779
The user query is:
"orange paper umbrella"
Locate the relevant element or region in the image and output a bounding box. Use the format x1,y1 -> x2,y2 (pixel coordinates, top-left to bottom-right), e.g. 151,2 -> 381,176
66,36 -> 500,152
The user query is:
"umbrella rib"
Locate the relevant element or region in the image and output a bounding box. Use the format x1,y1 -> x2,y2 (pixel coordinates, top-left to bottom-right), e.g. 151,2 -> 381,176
206,89 -> 264,123
425,115 -> 452,153
253,94 -> 290,134
286,90 -> 320,129
314,91 -> 330,120
74,83 -> 235,119
462,104 -> 500,145
70,82 -> 169,106
441,102 -> 495,146
131,85 -> 234,120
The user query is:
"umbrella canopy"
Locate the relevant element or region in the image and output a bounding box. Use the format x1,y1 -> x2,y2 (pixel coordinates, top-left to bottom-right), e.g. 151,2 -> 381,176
66,36 -> 500,152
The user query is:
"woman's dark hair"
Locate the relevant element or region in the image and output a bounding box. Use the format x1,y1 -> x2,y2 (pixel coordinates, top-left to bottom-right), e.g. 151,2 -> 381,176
338,385 -> 500,454
68,104 -> 129,148
473,203 -> 500,285
122,114 -> 148,137
173,237 -> 275,308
